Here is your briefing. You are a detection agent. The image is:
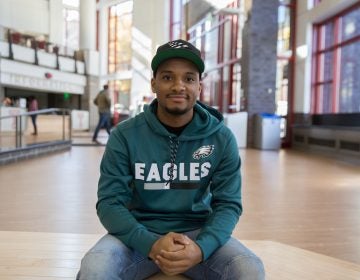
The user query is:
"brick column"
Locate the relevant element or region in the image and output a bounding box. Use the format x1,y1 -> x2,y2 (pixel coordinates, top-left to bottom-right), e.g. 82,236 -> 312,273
241,0 -> 278,147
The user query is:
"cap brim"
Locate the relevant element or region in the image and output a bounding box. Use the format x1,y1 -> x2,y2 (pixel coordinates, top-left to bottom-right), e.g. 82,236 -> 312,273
151,49 -> 205,74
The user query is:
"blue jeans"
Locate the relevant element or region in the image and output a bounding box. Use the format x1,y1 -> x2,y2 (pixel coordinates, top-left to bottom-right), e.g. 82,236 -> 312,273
77,231 -> 265,280
30,114 -> 37,134
92,112 -> 111,141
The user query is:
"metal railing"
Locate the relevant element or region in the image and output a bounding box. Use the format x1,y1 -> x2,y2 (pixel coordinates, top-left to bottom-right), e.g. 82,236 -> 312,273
0,108 -> 72,152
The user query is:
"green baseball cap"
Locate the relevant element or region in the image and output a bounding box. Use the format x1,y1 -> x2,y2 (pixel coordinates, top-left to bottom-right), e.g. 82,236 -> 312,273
151,39 -> 205,74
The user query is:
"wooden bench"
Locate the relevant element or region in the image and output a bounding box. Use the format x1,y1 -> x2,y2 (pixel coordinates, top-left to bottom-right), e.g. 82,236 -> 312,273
0,231 -> 359,280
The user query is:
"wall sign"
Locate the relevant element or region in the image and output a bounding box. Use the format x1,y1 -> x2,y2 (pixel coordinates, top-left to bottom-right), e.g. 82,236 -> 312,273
0,72 -> 84,94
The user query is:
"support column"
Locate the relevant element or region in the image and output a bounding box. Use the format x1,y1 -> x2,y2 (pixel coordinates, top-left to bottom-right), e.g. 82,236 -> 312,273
241,0 -> 278,147
80,0 -> 96,50
83,76 -> 100,131
49,0 -> 63,45
98,6 -> 108,77
79,0 -> 99,131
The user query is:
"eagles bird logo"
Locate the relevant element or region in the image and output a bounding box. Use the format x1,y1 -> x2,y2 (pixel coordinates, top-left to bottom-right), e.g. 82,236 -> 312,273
193,145 -> 215,160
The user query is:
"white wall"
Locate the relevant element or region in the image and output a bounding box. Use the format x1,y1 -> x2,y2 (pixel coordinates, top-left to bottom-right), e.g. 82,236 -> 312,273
133,0 -> 170,53
294,0 -> 359,113
49,0 -> 63,45
0,0 -> 50,35
83,50 -> 99,76
131,0 -> 170,106
0,0 -> 64,46
0,59 -> 86,94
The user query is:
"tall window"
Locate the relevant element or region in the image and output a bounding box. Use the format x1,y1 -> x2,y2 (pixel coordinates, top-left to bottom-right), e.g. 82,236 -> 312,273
62,0 -> 79,55
108,1 -> 133,114
276,0 -> 295,140
170,0 -> 241,113
170,0 -> 184,40
186,0 -> 242,113
312,3 -> 360,114
108,1 -> 133,73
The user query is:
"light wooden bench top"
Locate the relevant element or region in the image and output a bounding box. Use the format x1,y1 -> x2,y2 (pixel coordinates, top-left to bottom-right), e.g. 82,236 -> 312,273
0,231 -> 359,280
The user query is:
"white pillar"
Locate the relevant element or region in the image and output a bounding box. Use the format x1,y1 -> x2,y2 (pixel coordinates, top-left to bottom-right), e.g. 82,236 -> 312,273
80,0 -> 96,50
0,26 -> 5,41
49,0 -> 63,45
130,0 -> 170,108
98,6 -> 108,76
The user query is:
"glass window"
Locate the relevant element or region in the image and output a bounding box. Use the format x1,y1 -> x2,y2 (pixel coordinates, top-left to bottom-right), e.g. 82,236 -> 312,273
277,5 -> 291,55
312,4 -> 360,114
63,0 -> 79,7
339,42 -> 360,113
173,0 -> 182,22
109,79 -> 131,124
107,0 -> 133,113
202,69 -> 221,109
341,8 -> 360,42
63,7 -> 79,54
170,0 -> 183,40
108,1 -> 133,74
279,0 -> 292,4
231,63 -> 242,111
204,23 -> 218,70
187,0 -> 241,113
276,0 -> 295,141
322,51 -> 333,82
276,60 -> 289,117
322,83 -> 332,113
195,25 -> 203,50
321,22 -> 335,50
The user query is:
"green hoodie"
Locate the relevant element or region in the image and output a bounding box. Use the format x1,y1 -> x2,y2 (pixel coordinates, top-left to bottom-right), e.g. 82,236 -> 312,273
96,100 -> 242,260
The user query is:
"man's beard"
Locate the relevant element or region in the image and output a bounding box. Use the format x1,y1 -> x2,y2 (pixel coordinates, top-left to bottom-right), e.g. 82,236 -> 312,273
164,106 -> 192,116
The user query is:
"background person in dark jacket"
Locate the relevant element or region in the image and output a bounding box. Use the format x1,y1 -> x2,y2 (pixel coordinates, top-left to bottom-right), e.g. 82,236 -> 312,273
92,85 -> 112,143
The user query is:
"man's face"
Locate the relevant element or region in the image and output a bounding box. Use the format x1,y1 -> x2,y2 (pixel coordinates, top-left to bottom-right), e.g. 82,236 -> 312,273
151,58 -> 202,123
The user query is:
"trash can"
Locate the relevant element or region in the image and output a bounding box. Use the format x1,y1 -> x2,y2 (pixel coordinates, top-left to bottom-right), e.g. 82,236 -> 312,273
253,113 -> 281,150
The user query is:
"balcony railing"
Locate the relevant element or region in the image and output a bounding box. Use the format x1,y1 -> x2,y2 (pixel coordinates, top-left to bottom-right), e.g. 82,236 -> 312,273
0,108 -> 72,152
0,29 -> 85,75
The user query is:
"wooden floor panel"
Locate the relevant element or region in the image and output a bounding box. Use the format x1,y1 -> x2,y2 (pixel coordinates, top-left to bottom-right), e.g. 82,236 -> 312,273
1,277 -> 73,280
243,240 -> 360,279
0,231 -> 359,280
0,144 -> 360,278
0,231 -> 96,280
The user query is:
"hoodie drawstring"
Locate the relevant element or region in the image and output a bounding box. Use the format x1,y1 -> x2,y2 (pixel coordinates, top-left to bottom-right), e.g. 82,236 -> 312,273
166,136 -> 179,187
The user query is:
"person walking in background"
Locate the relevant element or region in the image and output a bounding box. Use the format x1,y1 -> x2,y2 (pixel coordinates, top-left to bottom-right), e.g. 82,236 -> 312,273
2,97 -> 13,107
28,96 -> 38,135
92,85 -> 112,144
78,39 -> 264,279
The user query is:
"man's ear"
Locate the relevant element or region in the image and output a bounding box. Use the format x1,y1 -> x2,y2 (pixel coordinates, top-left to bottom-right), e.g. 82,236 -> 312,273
198,81 -> 203,94
151,78 -> 156,93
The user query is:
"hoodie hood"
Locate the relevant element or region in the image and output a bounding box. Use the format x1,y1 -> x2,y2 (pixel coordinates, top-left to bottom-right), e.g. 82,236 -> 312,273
143,99 -> 224,140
